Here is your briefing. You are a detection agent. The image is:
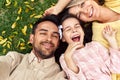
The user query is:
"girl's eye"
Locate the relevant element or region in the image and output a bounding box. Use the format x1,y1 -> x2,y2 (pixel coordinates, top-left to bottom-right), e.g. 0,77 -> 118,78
75,25 -> 81,28
65,28 -> 71,32
63,27 -> 71,32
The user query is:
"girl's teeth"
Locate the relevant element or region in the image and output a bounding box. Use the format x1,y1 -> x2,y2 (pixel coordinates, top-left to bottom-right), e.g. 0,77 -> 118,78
89,7 -> 93,17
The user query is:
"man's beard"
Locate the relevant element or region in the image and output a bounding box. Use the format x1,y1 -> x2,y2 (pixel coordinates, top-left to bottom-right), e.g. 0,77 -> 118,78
33,42 -> 55,59
35,47 -> 54,59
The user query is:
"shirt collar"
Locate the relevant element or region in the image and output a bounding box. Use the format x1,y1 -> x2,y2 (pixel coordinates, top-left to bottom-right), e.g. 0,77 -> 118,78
28,51 -> 56,67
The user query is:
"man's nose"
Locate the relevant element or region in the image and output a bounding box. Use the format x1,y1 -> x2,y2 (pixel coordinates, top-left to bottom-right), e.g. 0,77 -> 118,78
47,35 -> 52,41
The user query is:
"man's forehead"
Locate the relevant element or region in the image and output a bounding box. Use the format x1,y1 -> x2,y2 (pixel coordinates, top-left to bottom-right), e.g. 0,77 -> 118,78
38,21 -> 57,27
37,22 -> 58,31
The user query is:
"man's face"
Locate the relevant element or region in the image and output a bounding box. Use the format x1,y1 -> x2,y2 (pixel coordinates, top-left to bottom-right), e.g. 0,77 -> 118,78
30,21 -> 59,59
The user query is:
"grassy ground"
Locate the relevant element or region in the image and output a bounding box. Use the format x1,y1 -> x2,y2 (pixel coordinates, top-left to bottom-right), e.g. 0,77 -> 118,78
0,0 -> 57,55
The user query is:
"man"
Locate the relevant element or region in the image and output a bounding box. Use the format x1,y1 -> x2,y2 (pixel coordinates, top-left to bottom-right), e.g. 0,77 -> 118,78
0,14 -> 67,80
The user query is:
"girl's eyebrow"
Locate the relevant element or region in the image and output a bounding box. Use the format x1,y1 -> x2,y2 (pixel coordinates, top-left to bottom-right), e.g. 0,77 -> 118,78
63,23 -> 80,30
75,23 -> 80,26
63,26 -> 70,30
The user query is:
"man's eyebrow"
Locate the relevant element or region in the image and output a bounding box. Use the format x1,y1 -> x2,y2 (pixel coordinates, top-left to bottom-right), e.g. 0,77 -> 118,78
53,32 -> 59,35
39,29 -> 59,35
39,29 -> 48,32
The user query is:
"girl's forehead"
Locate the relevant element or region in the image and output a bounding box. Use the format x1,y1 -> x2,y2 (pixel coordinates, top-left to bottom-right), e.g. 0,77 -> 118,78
62,18 -> 80,29
63,17 -> 79,25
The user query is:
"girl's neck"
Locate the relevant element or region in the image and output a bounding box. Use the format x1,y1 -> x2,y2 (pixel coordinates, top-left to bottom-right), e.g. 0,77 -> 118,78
98,6 -> 120,23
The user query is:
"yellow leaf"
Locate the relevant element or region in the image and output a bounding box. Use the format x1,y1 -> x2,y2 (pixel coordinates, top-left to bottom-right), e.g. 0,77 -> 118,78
27,41 -> 31,44
20,47 -> 26,50
24,1 -> 30,4
52,3 -> 56,6
2,31 -> 6,35
20,38 -> 25,42
0,38 -> 7,45
7,41 -> 12,45
17,41 -> 20,48
22,25 -> 27,35
29,24 -> 33,28
31,0 -> 34,2
3,49 -> 7,54
26,5 -> 34,10
11,22 -> 17,29
5,0 -> 11,6
16,16 -> 20,21
2,42 -> 7,47
30,13 -> 36,18
18,7 -> 22,14
34,15 -> 42,18
7,43 -> 10,48
14,1 -> 17,7
25,8 -> 29,13
13,31 -> 18,35
9,36 -> 14,40
20,42 -> 25,47
6,0 -> 10,4
0,36 -> 3,41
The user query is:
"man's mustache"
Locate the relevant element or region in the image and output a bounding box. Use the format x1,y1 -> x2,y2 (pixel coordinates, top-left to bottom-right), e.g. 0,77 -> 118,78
40,41 -> 54,47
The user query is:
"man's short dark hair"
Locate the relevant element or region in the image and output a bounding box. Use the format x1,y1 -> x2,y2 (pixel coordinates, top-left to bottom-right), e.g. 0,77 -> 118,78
32,14 -> 60,34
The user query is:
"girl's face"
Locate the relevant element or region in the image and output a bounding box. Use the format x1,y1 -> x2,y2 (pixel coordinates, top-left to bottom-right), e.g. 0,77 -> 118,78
68,0 -> 100,22
62,17 -> 84,44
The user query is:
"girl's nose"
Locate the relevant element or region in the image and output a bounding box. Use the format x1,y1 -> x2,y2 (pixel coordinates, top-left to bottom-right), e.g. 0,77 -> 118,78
72,28 -> 77,33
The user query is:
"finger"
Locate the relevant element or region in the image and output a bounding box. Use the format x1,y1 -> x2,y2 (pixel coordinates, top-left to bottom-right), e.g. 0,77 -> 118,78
43,11 -> 48,16
104,25 -> 108,32
106,25 -> 110,32
103,26 -> 107,34
74,42 -> 84,49
108,25 -> 113,32
70,42 -> 82,50
113,29 -> 117,34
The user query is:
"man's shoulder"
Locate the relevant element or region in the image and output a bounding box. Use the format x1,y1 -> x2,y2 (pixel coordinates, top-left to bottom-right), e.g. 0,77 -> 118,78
7,51 -> 24,57
5,51 -> 26,62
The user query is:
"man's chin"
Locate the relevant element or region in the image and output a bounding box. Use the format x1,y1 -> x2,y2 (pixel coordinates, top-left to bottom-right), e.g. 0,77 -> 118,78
41,55 -> 53,59
40,52 -> 54,59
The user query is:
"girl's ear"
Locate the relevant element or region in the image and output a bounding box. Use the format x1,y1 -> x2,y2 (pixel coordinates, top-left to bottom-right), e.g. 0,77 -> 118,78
29,34 -> 34,44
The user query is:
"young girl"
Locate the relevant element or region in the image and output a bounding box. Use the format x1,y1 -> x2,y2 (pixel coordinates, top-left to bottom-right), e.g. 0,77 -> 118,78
60,14 -> 120,80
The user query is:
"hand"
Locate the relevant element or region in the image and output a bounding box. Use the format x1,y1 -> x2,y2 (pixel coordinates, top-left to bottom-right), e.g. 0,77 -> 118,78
64,42 -> 84,58
102,25 -> 117,42
64,42 -> 83,73
44,0 -> 71,16
102,25 -> 118,49
43,6 -> 58,16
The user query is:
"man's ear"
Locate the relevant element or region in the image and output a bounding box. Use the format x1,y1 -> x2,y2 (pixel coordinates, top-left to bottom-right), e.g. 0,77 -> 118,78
29,34 -> 34,44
